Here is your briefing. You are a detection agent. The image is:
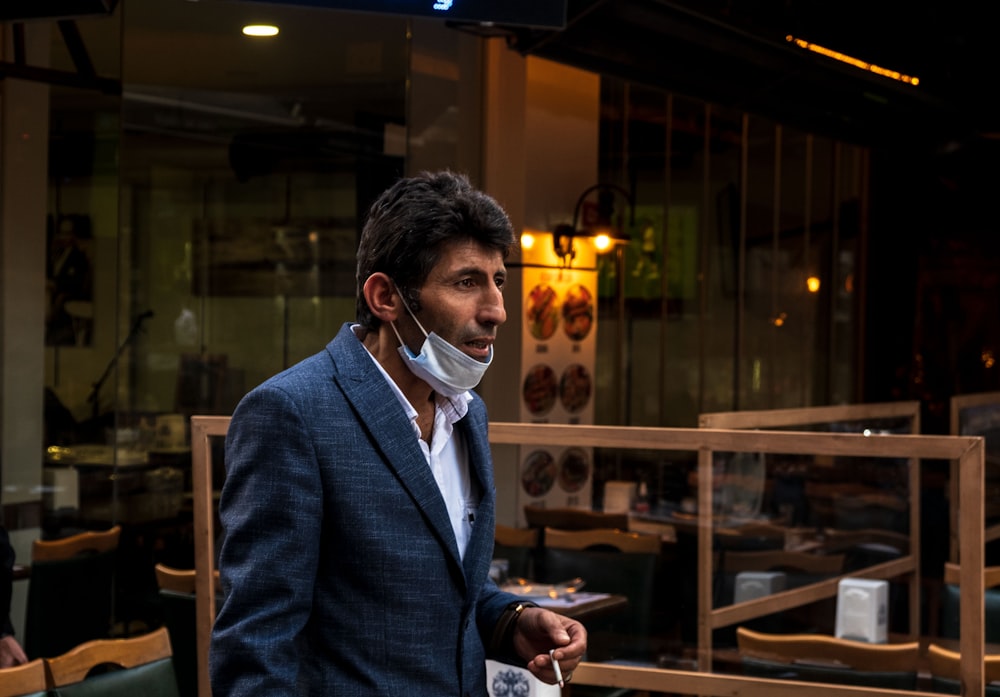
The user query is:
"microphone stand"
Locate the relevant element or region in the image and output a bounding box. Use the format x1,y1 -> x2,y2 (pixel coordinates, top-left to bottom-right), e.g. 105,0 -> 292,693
87,311 -> 153,426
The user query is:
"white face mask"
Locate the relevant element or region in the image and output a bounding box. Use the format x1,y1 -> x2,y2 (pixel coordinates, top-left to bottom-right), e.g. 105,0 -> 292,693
390,291 -> 493,397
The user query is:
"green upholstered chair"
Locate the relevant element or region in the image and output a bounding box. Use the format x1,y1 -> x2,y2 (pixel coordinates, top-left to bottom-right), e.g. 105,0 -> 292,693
0,658 -> 47,697
154,563 -> 223,697
23,526 -> 120,660
43,626 -> 180,697
540,527 -> 662,660
538,527 -> 663,697
940,562 -> 1000,643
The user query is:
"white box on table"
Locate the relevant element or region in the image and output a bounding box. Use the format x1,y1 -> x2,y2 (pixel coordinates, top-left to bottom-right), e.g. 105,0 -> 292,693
835,577 -> 888,643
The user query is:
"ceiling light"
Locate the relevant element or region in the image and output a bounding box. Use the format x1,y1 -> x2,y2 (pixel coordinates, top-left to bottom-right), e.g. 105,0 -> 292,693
243,24 -> 279,37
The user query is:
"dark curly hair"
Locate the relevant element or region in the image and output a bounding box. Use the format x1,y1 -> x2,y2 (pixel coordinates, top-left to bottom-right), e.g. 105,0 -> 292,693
355,170 -> 516,330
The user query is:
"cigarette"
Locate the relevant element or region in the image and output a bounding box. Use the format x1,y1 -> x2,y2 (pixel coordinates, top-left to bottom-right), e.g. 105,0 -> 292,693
549,648 -> 564,688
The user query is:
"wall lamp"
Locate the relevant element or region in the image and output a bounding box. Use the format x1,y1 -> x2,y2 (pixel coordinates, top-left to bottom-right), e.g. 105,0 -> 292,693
551,183 -> 634,268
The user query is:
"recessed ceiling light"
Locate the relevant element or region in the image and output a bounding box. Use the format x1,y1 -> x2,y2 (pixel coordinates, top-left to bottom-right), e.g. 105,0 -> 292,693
243,24 -> 279,37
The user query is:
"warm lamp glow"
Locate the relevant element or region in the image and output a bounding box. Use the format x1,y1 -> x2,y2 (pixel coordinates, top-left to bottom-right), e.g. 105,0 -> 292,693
520,232 -> 536,250
806,275 -> 821,293
593,233 -> 613,252
243,24 -> 279,37
545,184 -> 634,268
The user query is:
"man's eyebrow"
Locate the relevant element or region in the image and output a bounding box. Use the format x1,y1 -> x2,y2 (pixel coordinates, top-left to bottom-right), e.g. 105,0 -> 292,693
450,266 -> 502,278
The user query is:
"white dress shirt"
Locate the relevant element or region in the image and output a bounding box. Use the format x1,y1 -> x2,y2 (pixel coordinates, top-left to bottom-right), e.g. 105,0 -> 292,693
357,326 -> 479,558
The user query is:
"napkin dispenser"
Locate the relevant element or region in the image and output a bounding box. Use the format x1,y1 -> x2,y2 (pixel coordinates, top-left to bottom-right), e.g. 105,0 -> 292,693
603,480 -> 635,513
734,571 -> 786,603
835,577 -> 888,643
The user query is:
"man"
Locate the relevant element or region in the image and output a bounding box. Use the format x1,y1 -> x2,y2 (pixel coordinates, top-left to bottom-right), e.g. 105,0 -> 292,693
1,523 -> 28,667
210,171 -> 587,696
45,215 -> 93,346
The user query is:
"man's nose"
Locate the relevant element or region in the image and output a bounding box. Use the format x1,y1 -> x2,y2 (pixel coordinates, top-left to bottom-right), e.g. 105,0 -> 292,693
480,287 -> 506,326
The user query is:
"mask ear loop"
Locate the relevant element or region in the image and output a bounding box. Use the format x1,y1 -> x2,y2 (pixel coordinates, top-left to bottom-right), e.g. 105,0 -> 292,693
388,320 -> 406,348
393,282 -> 431,339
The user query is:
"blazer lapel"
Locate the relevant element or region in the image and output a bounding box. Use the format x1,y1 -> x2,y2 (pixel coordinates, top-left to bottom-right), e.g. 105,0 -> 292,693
326,325 -> 464,570
459,401 -> 496,584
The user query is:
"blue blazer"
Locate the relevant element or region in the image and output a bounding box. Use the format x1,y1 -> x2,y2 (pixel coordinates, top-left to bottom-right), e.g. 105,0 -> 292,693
210,323 -> 516,696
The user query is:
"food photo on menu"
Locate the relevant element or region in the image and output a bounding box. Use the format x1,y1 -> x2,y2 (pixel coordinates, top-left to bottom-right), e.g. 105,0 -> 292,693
525,283 -> 559,340
521,449 -> 557,498
558,448 -> 590,493
522,363 -> 558,416
559,363 -> 592,413
561,283 -> 593,341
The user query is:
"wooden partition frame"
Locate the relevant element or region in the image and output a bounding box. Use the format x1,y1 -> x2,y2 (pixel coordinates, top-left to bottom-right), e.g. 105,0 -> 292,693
698,401 -> 921,433
192,418 -> 986,697
950,391 -> 1000,562
191,415 -> 231,697
698,402 -> 923,660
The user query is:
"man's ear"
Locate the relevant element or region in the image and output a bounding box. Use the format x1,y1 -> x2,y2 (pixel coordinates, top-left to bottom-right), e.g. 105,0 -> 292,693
362,272 -> 400,322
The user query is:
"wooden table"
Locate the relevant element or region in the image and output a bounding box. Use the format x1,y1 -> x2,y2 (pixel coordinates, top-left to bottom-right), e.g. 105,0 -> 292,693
523,592 -> 629,623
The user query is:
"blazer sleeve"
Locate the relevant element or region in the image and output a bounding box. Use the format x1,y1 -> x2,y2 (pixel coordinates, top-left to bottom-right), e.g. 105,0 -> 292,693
477,577 -> 527,656
210,385 -> 324,697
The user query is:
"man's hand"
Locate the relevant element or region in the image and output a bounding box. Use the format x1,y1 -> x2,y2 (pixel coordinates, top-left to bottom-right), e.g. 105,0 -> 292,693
512,607 -> 587,685
0,634 -> 28,667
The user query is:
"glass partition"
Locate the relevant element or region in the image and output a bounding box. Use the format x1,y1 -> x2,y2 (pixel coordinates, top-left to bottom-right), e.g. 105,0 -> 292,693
697,402 -> 923,641
950,390 -> 1000,561
193,419 -> 988,696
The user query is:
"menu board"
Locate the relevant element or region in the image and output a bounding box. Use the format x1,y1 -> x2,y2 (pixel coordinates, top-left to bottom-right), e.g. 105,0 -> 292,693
518,265 -> 596,514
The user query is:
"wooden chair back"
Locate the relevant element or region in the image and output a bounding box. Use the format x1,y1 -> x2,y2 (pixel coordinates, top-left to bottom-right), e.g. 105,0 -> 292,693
736,626 -> 919,672
543,526 -> 661,554
155,564 -> 196,594
44,627 -> 179,697
927,642 -> 1000,683
31,525 -> 120,562
721,549 -> 845,575
523,505 -> 628,531
944,562 -> 1000,588
712,521 -> 787,552
494,525 -> 540,579
817,527 -> 910,555
495,524 -> 538,549
154,563 -> 221,594
0,659 -> 46,697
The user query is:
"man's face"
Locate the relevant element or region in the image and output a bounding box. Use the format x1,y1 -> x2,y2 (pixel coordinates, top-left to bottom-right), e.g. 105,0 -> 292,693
398,238 -> 507,362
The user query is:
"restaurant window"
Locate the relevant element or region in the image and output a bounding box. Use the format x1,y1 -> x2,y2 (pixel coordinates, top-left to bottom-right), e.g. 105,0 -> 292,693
40,0 -> 481,632
594,79 -> 866,430
591,77 -> 867,510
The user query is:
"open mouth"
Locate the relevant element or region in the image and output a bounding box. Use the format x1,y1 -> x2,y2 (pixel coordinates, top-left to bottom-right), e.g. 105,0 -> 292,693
464,339 -> 493,360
